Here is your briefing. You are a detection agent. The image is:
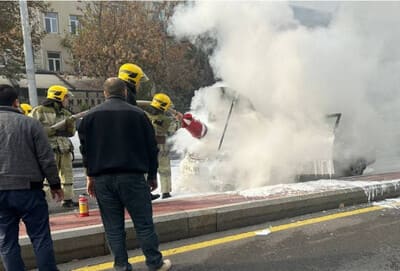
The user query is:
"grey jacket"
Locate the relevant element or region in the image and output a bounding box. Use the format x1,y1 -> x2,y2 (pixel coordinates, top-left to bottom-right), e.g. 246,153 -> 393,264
0,106 -> 61,190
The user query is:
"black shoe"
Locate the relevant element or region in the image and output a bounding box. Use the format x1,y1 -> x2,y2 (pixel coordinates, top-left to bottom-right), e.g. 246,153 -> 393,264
151,194 -> 160,201
61,200 -> 79,208
162,193 -> 171,199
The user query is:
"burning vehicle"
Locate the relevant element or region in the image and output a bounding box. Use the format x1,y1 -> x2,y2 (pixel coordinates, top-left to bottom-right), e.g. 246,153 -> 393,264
173,83 -> 376,192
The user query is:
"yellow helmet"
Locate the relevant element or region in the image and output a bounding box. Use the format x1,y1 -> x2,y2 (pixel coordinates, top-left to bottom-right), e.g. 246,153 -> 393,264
150,93 -> 171,112
20,103 -> 32,115
46,85 -> 71,101
118,63 -> 149,88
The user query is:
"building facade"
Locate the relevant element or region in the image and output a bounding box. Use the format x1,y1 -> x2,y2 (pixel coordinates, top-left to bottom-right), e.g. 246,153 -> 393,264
35,1 -> 84,74
19,1 -> 104,113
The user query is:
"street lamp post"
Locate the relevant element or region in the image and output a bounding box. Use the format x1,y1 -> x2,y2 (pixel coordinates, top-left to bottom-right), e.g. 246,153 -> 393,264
19,0 -> 38,107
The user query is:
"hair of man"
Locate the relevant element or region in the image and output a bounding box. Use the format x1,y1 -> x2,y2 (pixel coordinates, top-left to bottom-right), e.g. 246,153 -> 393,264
103,77 -> 127,97
0,84 -> 18,106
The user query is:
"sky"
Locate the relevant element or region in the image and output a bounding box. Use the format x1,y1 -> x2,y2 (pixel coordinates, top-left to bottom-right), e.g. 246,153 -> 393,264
167,1 -> 400,192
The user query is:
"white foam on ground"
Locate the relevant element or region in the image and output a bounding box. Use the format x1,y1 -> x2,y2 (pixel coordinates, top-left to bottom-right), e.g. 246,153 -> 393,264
235,179 -> 400,201
159,161 -> 400,204
255,228 -> 271,236
373,197 -> 400,209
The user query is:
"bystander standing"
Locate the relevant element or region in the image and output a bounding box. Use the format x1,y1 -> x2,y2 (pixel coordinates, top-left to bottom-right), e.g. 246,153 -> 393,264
0,84 -> 64,271
78,78 -> 171,271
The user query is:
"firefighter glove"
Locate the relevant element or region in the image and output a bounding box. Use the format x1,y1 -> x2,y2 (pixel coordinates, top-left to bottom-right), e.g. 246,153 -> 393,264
65,117 -> 76,136
65,116 -> 75,128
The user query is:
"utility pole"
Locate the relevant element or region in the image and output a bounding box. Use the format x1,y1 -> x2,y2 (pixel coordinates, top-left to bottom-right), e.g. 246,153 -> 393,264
19,0 -> 38,106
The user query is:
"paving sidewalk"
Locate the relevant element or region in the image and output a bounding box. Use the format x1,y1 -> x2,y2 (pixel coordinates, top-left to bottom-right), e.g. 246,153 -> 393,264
23,171 -> 400,235
13,172 -> 400,270
20,194 -> 250,235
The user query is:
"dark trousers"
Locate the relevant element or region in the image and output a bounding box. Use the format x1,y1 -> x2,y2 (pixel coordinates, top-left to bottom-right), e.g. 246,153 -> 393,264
95,174 -> 163,271
0,189 -> 58,271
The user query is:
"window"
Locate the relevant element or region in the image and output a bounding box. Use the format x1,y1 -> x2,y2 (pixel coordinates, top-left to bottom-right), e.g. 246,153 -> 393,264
48,52 -> 61,72
69,15 -> 79,35
44,12 -> 58,33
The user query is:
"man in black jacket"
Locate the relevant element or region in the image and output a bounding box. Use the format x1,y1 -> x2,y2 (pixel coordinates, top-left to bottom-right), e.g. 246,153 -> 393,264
0,84 -> 64,271
78,78 -> 171,271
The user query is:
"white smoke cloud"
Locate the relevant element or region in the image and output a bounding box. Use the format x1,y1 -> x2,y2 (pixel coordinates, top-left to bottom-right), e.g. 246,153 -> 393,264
168,1 -> 400,192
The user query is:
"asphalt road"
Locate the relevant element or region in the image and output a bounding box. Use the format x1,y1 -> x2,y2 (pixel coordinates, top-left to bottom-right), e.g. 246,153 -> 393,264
56,198 -> 400,271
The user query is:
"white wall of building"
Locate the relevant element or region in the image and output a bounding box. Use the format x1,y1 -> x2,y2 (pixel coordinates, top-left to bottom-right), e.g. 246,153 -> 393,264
36,1 -> 84,74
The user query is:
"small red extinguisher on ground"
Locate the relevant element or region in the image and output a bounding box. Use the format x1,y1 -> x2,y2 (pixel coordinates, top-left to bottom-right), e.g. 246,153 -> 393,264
79,194 -> 89,217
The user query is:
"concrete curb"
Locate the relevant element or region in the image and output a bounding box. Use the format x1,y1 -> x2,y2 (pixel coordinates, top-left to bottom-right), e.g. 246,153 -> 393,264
13,181 -> 400,269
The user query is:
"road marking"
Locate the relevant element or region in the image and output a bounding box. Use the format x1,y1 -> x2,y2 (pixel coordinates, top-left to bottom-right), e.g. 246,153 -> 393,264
73,231 -> 256,271
270,205 -> 383,232
72,204 -> 391,271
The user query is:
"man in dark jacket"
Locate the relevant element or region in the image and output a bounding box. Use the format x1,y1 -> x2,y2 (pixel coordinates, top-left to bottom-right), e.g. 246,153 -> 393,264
78,78 -> 171,271
0,85 -> 64,271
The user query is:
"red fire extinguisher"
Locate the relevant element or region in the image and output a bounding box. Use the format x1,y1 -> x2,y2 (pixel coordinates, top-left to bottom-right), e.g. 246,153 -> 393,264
181,113 -> 208,139
79,194 -> 89,217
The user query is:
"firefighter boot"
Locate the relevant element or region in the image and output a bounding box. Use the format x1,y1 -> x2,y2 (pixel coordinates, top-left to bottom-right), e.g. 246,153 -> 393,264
162,193 -> 171,199
62,199 -> 79,208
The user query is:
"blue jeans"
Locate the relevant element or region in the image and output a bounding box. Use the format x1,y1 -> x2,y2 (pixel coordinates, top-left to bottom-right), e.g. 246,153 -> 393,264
94,174 -> 163,271
0,189 -> 58,271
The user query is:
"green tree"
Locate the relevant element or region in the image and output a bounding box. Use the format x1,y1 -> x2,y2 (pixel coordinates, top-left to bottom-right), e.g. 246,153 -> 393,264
0,1 -> 48,81
67,1 -> 214,111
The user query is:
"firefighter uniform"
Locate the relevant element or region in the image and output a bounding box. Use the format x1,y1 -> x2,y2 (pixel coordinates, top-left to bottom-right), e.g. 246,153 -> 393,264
30,85 -> 76,207
142,94 -> 180,198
